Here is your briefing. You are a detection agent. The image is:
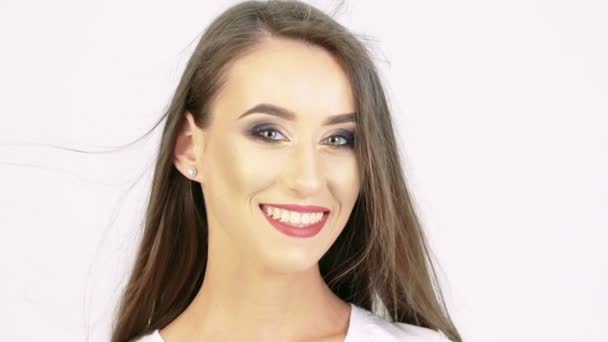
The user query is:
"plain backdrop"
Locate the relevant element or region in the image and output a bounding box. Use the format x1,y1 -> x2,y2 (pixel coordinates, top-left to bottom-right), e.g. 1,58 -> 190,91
1,0 -> 606,341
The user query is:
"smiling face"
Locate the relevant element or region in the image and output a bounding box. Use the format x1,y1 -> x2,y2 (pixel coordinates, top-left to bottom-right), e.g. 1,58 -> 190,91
178,37 -> 361,273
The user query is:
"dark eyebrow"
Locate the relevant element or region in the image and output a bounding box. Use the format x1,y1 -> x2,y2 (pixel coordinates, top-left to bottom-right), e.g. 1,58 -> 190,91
238,103 -> 356,126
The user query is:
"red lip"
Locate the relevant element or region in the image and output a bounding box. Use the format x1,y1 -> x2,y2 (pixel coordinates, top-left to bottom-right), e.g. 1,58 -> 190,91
259,206 -> 329,238
259,203 -> 330,213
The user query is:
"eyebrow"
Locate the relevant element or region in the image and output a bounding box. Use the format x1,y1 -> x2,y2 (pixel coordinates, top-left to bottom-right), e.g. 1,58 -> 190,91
238,103 -> 356,126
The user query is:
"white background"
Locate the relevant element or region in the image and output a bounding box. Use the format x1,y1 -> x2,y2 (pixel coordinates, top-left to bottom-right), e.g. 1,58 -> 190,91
1,0 -> 606,341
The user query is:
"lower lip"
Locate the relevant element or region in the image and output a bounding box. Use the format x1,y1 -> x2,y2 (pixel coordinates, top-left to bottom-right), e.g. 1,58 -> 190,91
259,205 -> 329,238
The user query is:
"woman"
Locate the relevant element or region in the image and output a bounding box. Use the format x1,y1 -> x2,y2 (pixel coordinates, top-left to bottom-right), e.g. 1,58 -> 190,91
112,1 -> 461,341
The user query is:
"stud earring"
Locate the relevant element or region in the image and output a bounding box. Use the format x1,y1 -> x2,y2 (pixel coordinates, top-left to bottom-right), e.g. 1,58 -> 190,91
187,167 -> 197,178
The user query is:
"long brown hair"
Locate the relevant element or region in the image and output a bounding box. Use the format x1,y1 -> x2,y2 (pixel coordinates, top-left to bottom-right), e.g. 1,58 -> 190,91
111,1 -> 461,341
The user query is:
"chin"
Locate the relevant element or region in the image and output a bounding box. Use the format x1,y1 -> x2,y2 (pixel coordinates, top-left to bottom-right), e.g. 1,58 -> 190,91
262,249 -> 321,274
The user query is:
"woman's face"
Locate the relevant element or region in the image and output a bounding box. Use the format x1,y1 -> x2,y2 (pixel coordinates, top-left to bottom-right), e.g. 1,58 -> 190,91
180,37 -> 360,273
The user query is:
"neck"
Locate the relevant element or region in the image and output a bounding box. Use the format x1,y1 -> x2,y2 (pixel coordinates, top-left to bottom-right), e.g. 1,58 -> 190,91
160,223 -> 351,341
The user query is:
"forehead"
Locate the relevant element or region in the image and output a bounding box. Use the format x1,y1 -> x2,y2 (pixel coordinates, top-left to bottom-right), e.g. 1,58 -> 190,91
213,37 -> 355,120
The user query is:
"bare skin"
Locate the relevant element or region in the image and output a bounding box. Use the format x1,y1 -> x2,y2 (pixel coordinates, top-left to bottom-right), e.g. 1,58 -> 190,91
168,36 -> 360,341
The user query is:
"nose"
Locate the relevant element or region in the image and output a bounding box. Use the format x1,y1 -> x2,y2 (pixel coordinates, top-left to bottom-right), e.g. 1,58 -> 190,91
284,141 -> 323,196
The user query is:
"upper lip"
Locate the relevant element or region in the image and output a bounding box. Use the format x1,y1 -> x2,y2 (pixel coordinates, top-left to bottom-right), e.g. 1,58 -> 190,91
260,203 -> 330,213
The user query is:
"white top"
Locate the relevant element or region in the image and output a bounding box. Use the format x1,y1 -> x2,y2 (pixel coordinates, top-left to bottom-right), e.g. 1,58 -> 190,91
132,303 -> 451,341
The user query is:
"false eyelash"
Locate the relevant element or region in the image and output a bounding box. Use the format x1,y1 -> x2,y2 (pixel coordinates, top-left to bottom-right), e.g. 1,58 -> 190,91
248,124 -> 355,149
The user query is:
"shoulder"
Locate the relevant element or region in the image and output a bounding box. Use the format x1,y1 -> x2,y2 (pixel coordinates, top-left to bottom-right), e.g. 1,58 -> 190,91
131,330 -> 164,342
349,304 -> 452,342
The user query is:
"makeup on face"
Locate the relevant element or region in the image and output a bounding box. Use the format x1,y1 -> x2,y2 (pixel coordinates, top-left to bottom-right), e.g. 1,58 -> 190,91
235,105 -> 354,239
200,37 -> 361,271
246,121 -> 355,149
238,102 -> 357,150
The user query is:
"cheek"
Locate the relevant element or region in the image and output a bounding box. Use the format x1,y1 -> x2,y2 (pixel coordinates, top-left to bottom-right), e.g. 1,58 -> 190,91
322,154 -> 360,203
237,144 -> 286,189
212,140 -> 278,197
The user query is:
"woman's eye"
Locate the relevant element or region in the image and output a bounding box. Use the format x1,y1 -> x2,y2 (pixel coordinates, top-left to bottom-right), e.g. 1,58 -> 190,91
324,129 -> 355,149
250,126 -> 288,143
248,124 -> 355,149
323,133 -> 355,149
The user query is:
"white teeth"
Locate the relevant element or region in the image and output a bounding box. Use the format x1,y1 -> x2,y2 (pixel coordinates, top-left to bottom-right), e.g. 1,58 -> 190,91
289,212 -> 301,225
281,210 -> 290,222
272,207 -> 281,220
261,205 -> 325,227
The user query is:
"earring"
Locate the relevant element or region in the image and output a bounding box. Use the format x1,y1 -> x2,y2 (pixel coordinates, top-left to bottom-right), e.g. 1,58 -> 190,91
187,167 -> 197,178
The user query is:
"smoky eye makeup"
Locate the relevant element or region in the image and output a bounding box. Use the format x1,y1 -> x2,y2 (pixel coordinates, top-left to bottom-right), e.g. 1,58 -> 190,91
245,122 -> 288,142
245,121 -> 356,149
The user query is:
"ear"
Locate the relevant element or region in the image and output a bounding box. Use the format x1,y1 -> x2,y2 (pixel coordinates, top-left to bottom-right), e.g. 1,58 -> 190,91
173,111 -> 206,183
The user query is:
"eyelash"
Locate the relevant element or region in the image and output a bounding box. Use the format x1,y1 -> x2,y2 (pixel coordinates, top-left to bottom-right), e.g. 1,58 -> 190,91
248,124 -> 356,149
